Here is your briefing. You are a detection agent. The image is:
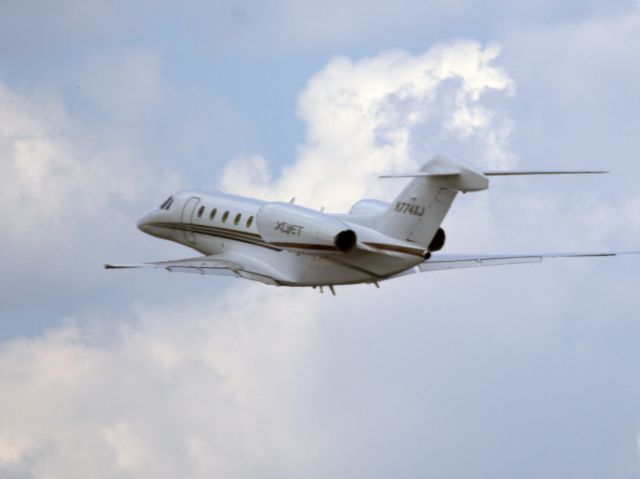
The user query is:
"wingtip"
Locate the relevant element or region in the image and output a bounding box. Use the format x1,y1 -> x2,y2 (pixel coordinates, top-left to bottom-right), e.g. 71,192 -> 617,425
104,264 -> 132,269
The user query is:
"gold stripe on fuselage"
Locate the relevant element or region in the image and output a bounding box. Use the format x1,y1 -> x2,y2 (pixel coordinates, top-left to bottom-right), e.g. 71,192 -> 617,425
149,221 -> 282,251
150,222 -> 426,257
362,242 -> 426,257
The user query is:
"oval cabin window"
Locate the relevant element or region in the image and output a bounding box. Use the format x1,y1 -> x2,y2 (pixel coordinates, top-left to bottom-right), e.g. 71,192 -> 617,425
221,211 -> 229,223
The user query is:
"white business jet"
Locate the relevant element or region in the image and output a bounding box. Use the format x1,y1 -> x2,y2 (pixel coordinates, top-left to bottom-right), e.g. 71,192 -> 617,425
106,154 -> 636,294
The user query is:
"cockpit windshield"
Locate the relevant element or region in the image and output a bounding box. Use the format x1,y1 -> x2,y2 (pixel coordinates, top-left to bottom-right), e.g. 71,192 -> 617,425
159,196 -> 174,210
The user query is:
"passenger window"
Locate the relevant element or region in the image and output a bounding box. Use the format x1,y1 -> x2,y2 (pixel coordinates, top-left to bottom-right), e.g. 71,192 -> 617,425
234,213 -> 242,225
197,206 -> 205,218
209,208 -> 217,220
246,216 -> 254,228
222,211 -> 229,223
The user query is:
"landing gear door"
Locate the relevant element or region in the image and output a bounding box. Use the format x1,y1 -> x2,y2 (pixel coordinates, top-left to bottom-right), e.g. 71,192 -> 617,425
180,197 -> 200,244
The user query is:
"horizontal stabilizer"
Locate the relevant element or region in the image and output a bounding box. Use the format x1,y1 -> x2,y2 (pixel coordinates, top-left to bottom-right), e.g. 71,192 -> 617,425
484,170 -> 609,176
380,170 -> 609,178
379,168 -> 460,178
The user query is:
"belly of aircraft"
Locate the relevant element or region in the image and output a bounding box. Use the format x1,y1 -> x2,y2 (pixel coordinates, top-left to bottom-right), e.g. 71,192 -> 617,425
191,232 -> 420,286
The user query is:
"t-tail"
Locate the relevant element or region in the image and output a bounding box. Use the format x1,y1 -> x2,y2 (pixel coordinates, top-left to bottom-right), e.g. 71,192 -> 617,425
376,154 -> 607,251
375,154 -> 488,250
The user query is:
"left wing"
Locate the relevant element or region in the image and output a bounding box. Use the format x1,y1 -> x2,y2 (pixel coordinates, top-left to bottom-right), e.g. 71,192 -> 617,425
418,251 -> 638,273
105,255 -> 280,285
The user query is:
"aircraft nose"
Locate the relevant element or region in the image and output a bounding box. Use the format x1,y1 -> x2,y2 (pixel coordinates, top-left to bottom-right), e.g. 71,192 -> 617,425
137,213 -> 154,233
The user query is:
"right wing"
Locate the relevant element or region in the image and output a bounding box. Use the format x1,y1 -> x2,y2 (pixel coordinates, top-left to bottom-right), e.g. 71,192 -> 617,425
105,255 -> 280,285
418,251 -> 638,273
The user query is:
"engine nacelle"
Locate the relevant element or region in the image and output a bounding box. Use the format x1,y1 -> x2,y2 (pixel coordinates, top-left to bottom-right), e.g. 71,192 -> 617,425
428,227 -> 446,252
256,202 -> 357,253
349,199 -> 390,216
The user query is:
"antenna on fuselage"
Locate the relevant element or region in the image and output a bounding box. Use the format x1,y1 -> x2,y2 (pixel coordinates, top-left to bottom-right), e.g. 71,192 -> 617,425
289,197 -> 296,204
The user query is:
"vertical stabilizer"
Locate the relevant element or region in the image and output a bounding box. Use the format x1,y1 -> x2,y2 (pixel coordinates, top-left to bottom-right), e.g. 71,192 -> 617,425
376,154 -> 488,248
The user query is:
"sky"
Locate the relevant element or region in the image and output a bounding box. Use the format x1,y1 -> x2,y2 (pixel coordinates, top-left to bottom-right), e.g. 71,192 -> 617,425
1,1 -> 640,478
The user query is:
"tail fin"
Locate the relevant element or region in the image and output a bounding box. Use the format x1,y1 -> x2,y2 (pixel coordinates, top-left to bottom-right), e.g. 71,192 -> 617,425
375,154 -> 488,248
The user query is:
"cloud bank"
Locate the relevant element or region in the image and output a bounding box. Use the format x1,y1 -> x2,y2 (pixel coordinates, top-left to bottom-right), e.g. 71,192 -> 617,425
219,41 -> 515,210
2,12 -> 640,478
0,82 -> 147,239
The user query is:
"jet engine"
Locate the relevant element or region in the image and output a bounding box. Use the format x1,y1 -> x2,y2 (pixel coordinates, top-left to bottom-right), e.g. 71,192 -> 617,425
428,227 -> 446,252
256,202 -> 357,253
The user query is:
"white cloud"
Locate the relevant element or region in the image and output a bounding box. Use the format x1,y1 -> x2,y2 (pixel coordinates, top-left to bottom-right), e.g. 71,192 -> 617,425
0,46 -> 257,339
0,285 -> 325,478
0,435 -> 30,464
219,41 -> 515,210
0,81 -> 153,240
2,266 -> 640,478
218,153 -> 275,201
0,46 -> 244,247
102,422 -> 149,468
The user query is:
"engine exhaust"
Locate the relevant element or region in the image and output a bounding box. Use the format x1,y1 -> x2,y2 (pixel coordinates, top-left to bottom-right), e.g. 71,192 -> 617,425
428,228 -> 446,252
334,230 -> 357,253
